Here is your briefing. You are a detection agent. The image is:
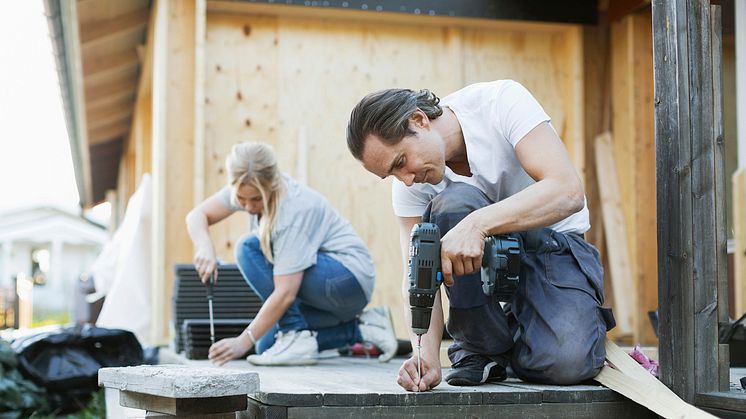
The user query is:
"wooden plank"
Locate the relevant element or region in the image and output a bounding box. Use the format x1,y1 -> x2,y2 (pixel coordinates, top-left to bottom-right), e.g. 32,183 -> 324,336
690,0 -> 719,398
710,4 -> 730,393
286,401 -> 654,419
499,379 -> 620,403
695,392 -> 746,413
85,77 -> 137,104
83,49 -> 139,77
735,169 -> 746,317
79,8 -> 149,47
193,0 -> 206,204
120,391 -> 246,415
87,109 -> 133,131
738,0 -> 746,173
581,21 -> 609,331
88,120 -> 130,144
595,367 -> 716,418
610,11 -> 657,345
599,338 -> 718,418
652,0 -> 696,402
86,102 -> 133,127
87,90 -> 136,114
151,0 -> 199,345
630,10 -> 658,346
594,132 -> 637,337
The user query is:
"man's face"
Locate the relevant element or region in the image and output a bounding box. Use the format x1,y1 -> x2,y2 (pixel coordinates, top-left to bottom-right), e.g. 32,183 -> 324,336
360,118 -> 445,186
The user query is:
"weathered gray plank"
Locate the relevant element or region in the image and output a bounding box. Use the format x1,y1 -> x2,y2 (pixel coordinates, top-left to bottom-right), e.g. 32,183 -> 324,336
695,391 -> 746,413
241,398 -> 288,419
500,379 -> 621,403
711,3 -> 731,394
285,401 -> 656,419
691,0 -> 719,398
652,0 -> 725,402
700,407 -> 746,419
652,0 -> 695,401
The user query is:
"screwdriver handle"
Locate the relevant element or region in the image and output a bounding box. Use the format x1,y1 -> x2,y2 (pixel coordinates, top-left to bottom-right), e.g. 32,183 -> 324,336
206,270 -> 215,296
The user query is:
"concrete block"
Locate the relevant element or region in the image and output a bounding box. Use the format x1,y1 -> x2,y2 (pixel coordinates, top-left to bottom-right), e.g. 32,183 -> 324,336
98,364 -> 259,398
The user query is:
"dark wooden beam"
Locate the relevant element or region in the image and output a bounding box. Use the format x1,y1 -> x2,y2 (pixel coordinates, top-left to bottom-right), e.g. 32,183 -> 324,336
652,0 -> 726,403
214,0 -> 598,24
608,0 -> 651,21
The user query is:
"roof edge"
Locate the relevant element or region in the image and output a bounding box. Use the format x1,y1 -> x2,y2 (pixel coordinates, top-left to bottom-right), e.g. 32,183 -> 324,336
43,0 -> 93,208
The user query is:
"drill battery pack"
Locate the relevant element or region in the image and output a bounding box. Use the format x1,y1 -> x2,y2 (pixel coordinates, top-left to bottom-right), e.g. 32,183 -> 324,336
480,235 -> 521,302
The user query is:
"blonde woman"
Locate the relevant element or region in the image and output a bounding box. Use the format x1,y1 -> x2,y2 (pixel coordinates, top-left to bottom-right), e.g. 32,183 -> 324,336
186,141 -> 396,366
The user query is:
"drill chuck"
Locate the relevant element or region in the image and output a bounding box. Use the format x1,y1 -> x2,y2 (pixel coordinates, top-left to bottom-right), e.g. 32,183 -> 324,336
410,306 -> 432,336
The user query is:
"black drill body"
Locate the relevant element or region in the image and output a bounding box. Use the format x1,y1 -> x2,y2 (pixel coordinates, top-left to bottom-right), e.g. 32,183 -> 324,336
407,223 -> 521,337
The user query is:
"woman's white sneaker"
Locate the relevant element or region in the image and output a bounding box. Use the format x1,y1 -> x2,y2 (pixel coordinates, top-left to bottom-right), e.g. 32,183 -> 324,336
247,330 -> 319,366
359,306 -> 398,362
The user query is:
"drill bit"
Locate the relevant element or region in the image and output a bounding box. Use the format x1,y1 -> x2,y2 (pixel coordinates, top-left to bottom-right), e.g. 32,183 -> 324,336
207,271 -> 216,345
416,334 -> 422,387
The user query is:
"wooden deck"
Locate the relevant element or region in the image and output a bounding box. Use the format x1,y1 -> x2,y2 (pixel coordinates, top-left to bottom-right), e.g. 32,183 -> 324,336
188,355 -> 656,418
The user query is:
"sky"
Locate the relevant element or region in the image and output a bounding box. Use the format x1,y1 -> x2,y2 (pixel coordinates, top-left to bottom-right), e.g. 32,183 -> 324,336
0,1 -> 80,214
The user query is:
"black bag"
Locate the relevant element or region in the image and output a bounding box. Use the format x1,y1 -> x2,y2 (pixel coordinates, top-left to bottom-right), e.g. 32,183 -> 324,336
11,324 -> 143,413
719,313 -> 746,368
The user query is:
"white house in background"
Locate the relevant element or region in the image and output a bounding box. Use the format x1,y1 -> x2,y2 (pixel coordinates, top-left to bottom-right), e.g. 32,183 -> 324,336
0,206 -> 108,322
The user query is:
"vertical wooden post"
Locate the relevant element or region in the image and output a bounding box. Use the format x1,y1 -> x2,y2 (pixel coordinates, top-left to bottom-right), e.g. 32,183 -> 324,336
151,0 -> 202,344
710,5 -> 730,392
651,0 -> 725,401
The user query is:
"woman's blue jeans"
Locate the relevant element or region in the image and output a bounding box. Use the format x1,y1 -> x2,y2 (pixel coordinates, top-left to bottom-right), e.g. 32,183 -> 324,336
235,235 -> 366,354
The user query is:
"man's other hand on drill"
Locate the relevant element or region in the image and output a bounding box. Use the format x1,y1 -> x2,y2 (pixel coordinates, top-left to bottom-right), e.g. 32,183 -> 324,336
397,355 -> 441,392
439,216 -> 486,286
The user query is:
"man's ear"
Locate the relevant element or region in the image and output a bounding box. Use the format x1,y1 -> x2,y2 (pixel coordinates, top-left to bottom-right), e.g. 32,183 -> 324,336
409,109 -> 430,129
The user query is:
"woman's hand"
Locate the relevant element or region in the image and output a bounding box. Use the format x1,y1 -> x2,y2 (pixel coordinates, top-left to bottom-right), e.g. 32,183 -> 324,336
397,355 -> 442,392
194,243 -> 218,283
208,334 -> 253,366
439,217 -> 486,286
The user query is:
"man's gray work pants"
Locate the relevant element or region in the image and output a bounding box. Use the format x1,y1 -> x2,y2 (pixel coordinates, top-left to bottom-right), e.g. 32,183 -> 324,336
423,182 -> 614,385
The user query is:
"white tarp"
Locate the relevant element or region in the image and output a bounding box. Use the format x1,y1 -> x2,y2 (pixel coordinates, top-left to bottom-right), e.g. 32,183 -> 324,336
91,174 -> 152,345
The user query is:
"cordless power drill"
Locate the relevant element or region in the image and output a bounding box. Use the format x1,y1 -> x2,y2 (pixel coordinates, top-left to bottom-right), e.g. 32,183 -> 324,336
407,223 -> 521,376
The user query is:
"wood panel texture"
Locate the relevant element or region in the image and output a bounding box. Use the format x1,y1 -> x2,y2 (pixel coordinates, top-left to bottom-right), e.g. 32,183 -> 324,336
151,0 -> 201,344
651,0 -> 726,402
595,132 -> 637,338
203,8 -> 584,338
610,10 -> 657,345
734,169 -> 746,317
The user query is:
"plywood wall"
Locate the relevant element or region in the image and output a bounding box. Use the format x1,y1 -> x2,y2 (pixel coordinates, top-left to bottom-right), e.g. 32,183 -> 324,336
202,7 -> 584,337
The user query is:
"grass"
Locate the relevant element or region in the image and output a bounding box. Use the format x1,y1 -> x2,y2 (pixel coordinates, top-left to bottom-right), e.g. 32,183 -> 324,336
30,312 -> 70,328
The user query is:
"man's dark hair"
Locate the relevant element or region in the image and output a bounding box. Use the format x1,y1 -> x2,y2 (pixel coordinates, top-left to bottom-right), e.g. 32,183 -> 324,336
346,88 -> 443,160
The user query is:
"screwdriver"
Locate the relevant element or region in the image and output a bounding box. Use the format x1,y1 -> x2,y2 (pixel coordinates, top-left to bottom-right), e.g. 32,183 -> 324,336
206,270 -> 216,345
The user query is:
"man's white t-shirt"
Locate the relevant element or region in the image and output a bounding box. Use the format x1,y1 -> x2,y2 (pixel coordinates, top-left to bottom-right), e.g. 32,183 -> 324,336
391,80 -> 590,235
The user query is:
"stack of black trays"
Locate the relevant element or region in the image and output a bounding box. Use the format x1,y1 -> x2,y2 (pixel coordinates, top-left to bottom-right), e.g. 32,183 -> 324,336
172,264 -> 263,356
181,319 -> 255,359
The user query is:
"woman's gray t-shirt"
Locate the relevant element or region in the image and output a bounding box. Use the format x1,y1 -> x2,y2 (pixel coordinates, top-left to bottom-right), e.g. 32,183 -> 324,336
217,174 -> 375,301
